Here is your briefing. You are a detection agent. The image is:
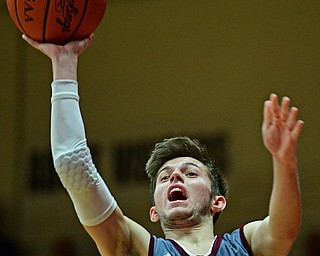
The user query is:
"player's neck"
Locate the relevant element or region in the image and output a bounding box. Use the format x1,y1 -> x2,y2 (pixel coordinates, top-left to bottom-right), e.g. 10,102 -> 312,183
163,220 -> 215,244
164,222 -> 216,255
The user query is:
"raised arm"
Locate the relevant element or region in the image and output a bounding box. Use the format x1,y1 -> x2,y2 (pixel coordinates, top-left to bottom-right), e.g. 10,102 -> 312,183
245,93 -> 304,256
22,35 -> 150,255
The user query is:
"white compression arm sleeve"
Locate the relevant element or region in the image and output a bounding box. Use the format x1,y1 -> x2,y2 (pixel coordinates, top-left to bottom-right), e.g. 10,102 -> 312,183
51,79 -> 117,226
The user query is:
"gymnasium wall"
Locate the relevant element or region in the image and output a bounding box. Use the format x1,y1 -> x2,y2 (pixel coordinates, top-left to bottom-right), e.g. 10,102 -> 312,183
1,1 -> 319,255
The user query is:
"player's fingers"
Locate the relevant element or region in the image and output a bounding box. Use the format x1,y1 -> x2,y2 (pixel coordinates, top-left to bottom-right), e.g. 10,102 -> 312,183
291,120 -> 304,141
280,96 -> 290,121
70,34 -> 95,55
263,100 -> 273,126
287,107 -> 298,130
270,93 -> 280,118
22,34 -> 40,49
22,34 -> 56,58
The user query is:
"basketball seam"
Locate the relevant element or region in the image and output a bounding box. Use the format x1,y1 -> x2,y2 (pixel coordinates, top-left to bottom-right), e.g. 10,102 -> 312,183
14,0 -> 27,34
64,0 -> 89,44
43,0 -> 52,42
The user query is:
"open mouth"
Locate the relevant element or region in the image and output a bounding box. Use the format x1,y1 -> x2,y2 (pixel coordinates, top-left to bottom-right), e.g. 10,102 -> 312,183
168,187 -> 187,202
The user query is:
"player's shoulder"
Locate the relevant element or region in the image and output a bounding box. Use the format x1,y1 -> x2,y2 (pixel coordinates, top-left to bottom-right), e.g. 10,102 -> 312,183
243,219 -> 265,247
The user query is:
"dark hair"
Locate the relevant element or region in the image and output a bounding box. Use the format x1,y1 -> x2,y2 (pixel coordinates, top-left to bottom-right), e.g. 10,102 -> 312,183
145,136 -> 229,224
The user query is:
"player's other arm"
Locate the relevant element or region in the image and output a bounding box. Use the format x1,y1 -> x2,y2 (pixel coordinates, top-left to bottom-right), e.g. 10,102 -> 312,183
244,94 -> 304,256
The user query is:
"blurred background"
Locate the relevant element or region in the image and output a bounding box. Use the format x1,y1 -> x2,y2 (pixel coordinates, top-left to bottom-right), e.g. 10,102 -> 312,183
1,0 -> 319,255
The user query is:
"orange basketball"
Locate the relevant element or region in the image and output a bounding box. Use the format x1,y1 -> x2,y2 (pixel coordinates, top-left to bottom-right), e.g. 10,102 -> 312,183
6,0 -> 107,44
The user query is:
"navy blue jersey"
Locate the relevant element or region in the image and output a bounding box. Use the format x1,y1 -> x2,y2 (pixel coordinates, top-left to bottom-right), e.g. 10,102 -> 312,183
148,227 -> 253,256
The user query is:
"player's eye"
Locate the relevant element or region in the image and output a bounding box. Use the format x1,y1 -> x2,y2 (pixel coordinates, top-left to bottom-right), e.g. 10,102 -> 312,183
160,175 -> 170,182
186,172 -> 197,177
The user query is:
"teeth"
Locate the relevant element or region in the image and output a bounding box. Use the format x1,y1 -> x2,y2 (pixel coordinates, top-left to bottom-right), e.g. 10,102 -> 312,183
170,188 -> 182,193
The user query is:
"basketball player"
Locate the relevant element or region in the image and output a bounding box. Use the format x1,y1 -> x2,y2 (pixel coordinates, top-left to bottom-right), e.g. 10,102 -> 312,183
23,34 -> 304,256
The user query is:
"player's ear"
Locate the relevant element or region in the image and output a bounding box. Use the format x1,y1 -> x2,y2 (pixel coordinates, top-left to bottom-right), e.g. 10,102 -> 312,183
210,195 -> 226,216
149,206 -> 159,223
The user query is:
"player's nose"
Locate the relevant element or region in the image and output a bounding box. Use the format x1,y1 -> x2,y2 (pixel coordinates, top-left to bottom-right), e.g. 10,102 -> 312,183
170,169 -> 184,183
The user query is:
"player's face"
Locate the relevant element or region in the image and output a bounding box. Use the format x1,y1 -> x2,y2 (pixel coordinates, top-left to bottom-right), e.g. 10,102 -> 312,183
150,157 -> 214,226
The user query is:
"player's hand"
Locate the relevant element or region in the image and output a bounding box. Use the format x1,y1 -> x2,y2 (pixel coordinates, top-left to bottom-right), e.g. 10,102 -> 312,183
262,93 -> 304,163
22,34 -> 95,59
22,34 -> 95,80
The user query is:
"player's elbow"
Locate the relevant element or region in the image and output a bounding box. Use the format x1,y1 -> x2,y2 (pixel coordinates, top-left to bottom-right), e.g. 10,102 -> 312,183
272,223 -> 301,255
286,222 -> 301,242
264,219 -> 301,256
285,216 -> 302,240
